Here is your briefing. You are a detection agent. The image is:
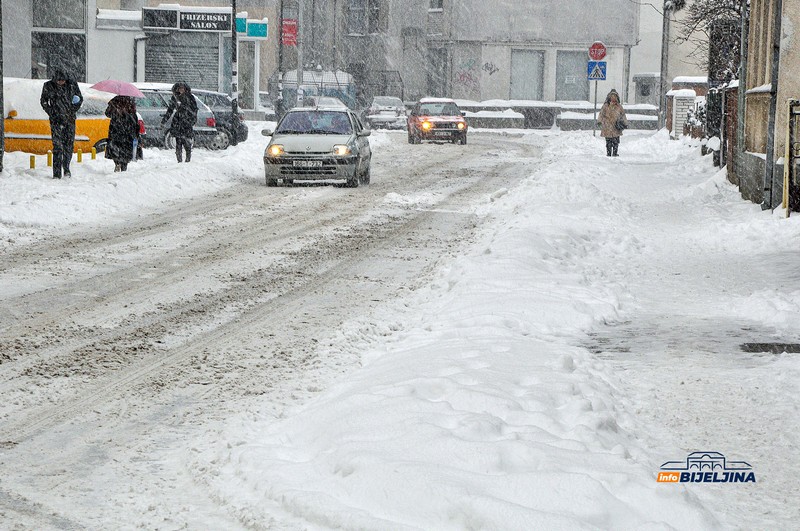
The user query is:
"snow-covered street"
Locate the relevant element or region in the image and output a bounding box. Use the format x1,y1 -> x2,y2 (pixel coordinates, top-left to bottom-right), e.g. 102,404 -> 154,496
0,125 -> 798,529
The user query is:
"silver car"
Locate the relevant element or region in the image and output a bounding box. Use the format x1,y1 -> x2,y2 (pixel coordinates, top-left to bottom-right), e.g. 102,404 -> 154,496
262,108 -> 372,188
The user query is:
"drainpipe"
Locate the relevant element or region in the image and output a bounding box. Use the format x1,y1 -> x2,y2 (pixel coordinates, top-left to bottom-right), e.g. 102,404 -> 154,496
736,0 -> 749,184
762,0 -> 784,210
133,35 -> 148,82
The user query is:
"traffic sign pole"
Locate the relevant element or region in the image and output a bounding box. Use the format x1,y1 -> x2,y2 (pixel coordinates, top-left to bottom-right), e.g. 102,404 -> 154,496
593,81 -> 599,137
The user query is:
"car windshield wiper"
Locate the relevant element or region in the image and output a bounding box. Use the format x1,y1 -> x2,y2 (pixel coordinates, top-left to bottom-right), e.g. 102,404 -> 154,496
307,129 -> 341,134
276,129 -> 306,134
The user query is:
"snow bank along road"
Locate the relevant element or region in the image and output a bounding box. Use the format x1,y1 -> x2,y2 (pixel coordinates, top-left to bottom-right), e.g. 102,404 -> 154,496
0,132 -> 541,527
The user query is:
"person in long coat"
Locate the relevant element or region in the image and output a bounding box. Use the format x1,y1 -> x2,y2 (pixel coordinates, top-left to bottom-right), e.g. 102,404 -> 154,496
161,81 -> 198,162
597,89 -> 628,157
104,96 -> 139,172
40,69 -> 83,178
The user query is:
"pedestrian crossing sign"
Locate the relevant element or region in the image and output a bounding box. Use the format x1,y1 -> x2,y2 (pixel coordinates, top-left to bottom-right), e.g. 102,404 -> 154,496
588,61 -> 607,81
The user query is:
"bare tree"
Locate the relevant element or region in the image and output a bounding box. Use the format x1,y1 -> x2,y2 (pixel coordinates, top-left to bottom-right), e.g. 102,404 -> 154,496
675,0 -> 743,83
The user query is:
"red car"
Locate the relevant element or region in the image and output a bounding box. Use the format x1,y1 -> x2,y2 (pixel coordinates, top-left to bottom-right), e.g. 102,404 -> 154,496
407,97 -> 467,145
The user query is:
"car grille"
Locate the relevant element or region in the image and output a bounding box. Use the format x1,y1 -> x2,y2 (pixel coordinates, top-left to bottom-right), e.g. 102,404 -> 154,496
267,156 -> 348,176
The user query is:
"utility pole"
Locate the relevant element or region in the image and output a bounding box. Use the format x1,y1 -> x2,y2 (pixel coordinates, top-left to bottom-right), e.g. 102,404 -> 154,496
296,0 -> 304,107
658,4 -> 671,130
1,0 -> 4,173
231,0 -> 239,116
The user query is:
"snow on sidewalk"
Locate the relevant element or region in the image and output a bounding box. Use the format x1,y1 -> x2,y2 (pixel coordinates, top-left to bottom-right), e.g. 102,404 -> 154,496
194,131 -> 744,529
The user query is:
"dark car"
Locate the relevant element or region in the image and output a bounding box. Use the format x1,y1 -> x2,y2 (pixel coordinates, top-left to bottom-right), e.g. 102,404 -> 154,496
407,97 -> 468,145
363,96 -> 407,130
133,83 -> 222,150
193,89 -> 249,149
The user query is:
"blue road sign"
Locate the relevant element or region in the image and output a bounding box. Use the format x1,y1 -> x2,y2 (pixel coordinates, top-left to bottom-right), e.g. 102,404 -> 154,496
588,61 -> 607,81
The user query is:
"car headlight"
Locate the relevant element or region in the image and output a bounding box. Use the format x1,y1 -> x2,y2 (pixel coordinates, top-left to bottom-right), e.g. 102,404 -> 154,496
332,144 -> 352,156
267,144 -> 284,157
421,121 -> 433,131
457,122 -> 466,130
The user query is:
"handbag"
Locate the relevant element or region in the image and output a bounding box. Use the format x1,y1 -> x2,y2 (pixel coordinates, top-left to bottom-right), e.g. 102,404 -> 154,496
615,117 -> 628,131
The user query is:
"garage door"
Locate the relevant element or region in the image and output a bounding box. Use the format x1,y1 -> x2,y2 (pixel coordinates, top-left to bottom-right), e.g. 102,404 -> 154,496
556,51 -> 589,102
145,32 -> 220,91
510,50 -> 544,101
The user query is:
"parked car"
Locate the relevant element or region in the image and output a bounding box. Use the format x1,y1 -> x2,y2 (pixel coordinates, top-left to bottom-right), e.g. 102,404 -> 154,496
259,91 -> 277,121
132,83 -> 222,150
407,97 -> 468,145
363,96 -> 407,130
3,77 -> 111,155
262,107 -> 371,188
193,89 -> 248,149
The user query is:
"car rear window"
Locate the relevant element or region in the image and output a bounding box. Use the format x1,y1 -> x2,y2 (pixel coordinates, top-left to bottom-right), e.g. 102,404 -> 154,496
373,97 -> 403,107
419,102 -> 460,116
276,111 -> 353,135
138,92 -> 166,108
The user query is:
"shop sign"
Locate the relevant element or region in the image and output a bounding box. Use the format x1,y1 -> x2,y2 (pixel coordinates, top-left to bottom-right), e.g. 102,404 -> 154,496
179,11 -> 232,32
282,19 -> 298,46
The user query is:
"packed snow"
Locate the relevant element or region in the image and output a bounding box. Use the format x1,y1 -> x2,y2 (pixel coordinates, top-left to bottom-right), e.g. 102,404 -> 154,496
1,124 -> 797,528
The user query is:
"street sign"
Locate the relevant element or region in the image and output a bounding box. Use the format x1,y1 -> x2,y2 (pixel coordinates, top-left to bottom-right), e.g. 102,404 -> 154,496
588,61 -> 607,81
589,41 -> 607,61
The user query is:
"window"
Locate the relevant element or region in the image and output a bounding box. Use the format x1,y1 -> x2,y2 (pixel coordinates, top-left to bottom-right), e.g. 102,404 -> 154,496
31,32 -> 87,81
430,0 -> 444,10
347,0 -> 386,34
33,0 -> 86,29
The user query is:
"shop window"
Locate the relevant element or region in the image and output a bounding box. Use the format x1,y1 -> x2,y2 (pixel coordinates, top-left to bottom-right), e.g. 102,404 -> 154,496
33,0 -> 86,29
430,0 -> 444,10
347,0 -> 386,34
31,32 -> 86,81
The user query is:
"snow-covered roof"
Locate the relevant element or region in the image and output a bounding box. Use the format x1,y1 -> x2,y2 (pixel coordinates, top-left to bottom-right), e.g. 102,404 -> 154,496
667,88 -> 697,97
282,70 -> 353,86
746,83 -> 772,94
672,76 -> 708,84
4,77 -> 113,120
419,97 -> 457,104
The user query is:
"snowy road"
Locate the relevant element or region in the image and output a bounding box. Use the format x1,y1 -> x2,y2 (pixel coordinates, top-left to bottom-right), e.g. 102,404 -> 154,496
0,127 -> 798,529
0,130 -> 543,528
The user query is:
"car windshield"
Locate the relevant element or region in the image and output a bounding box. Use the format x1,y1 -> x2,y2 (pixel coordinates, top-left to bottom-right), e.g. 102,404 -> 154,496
419,102 -> 461,116
373,97 -> 403,108
276,111 -> 353,135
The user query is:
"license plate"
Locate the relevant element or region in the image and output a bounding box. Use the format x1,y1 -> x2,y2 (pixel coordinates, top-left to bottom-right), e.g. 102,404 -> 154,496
434,131 -> 451,136
293,160 -> 323,168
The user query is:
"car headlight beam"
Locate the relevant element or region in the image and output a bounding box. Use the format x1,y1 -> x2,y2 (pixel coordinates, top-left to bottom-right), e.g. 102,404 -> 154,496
332,144 -> 352,156
267,144 -> 284,157
421,121 -> 433,131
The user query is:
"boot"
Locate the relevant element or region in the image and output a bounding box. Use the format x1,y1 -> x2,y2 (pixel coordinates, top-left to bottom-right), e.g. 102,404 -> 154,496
114,163 -> 121,172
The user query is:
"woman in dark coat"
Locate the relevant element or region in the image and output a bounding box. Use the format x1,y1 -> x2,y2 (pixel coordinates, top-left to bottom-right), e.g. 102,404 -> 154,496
161,81 -> 198,162
598,89 -> 628,157
104,96 -> 139,172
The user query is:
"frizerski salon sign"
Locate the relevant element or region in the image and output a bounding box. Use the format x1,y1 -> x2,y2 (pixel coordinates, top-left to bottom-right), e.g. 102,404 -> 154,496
142,7 -> 232,32
179,12 -> 232,32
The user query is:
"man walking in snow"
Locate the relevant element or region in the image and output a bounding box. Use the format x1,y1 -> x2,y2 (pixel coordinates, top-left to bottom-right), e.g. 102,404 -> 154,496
161,82 -> 198,163
40,69 -> 83,178
598,89 -> 628,157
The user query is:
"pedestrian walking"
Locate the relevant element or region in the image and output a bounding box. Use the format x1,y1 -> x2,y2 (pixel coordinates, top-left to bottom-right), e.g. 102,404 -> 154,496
104,96 -> 139,172
161,82 -> 198,162
40,69 -> 83,178
598,89 -> 628,157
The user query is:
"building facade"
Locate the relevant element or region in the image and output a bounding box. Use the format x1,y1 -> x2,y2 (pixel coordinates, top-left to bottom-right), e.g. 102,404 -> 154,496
1,0 -> 277,110
733,0 -> 800,208
296,0 -> 642,105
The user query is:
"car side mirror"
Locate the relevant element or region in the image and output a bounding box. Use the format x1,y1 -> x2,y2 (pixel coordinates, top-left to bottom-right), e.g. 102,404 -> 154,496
461,111 -> 467,117
358,129 -> 372,137
261,129 -> 273,136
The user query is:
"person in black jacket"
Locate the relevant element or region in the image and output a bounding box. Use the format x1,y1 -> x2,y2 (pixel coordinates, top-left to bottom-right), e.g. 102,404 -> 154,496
40,69 -> 83,178
161,82 -> 198,162
104,96 -> 139,172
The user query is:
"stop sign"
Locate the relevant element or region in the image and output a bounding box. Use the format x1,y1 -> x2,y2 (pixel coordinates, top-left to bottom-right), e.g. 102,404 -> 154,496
589,41 -> 607,61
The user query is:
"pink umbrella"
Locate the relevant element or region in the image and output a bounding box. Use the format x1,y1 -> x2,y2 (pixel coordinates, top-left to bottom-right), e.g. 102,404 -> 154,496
90,79 -> 145,98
